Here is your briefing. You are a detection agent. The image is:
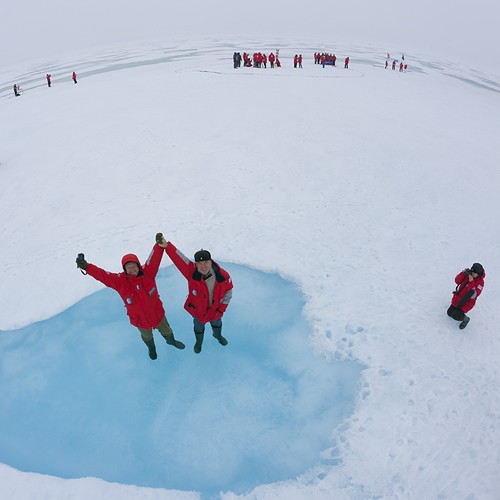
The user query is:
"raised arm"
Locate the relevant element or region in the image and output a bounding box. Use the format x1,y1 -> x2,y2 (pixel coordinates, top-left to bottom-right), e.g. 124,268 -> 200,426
164,241 -> 193,280
142,236 -> 166,277
85,263 -> 123,291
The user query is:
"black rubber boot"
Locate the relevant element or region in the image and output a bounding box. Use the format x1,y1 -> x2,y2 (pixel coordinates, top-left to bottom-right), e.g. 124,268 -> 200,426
459,315 -> 470,329
144,339 -> 157,360
194,333 -> 204,354
164,332 -> 185,350
212,326 -> 228,346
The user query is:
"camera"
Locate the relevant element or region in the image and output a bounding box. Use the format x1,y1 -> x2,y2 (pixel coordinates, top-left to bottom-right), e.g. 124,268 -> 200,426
77,253 -> 85,262
464,268 -> 471,275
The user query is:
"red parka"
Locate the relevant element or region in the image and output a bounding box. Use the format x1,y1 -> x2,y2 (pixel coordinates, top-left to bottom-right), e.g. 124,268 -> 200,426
165,242 -> 233,324
86,243 -> 166,329
451,270 -> 485,313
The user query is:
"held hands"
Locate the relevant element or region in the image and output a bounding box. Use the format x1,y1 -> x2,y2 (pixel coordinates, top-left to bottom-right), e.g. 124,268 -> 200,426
156,233 -> 168,248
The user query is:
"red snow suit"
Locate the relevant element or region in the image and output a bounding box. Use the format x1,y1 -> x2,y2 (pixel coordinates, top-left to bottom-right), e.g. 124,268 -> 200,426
165,242 -> 233,324
86,243 -> 166,329
451,270 -> 485,313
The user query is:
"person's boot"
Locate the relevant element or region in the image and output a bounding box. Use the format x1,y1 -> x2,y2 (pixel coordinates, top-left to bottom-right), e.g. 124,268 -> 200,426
212,326 -> 228,346
459,315 -> 470,330
144,339 -> 157,360
163,332 -> 185,350
194,332 -> 204,354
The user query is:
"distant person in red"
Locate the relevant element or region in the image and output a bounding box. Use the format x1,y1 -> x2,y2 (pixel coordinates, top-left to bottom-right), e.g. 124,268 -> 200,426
46,74 -> 51,87
392,60 -> 396,70
404,64 -> 408,72
344,56 -> 349,69
72,71 -> 77,84
447,263 -> 485,329
75,234 -> 186,360
298,54 -> 303,68
385,60 -> 388,69
294,54 -> 298,68
268,52 -> 275,68
399,62 -> 404,72
321,54 -> 326,67
314,52 -> 318,64
276,57 -> 281,67
263,53 -> 267,68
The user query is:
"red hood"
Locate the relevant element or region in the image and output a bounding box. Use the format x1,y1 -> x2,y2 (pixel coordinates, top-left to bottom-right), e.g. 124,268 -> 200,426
121,253 -> 141,271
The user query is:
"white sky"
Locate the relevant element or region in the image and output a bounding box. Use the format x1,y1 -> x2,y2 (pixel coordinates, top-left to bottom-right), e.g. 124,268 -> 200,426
2,0 -> 499,71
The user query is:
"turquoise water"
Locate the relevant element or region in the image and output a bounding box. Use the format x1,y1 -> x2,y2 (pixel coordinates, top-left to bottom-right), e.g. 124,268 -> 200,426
0,264 -> 362,496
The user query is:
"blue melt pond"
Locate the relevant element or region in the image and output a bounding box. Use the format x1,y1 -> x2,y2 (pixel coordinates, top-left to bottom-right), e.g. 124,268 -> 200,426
0,264 -> 362,495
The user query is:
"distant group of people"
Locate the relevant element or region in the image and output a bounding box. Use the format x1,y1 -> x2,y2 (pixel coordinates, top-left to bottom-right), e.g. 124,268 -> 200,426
314,52 -> 350,68
13,71 -> 78,96
46,71 -> 78,87
233,51 -> 281,69
233,50 -> 351,69
386,60 -> 408,72
385,53 -> 408,72
315,52 -> 336,66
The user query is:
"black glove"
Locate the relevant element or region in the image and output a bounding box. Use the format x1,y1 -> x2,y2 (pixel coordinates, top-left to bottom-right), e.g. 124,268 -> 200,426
156,233 -> 165,245
76,254 -> 88,270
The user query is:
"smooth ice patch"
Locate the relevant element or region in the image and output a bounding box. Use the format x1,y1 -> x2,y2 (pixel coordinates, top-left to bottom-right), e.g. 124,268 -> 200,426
0,264 -> 362,496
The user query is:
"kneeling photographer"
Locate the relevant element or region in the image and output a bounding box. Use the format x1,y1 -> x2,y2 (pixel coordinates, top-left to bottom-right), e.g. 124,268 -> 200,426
447,263 -> 485,329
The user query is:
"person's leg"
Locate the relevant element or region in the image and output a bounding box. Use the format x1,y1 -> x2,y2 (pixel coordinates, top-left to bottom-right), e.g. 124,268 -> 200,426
138,328 -> 157,360
193,317 -> 205,353
211,319 -> 228,346
447,305 -> 469,328
157,316 -> 185,349
447,305 -> 465,321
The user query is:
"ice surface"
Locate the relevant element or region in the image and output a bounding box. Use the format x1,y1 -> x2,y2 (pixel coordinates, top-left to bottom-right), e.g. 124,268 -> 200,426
0,264 -> 362,495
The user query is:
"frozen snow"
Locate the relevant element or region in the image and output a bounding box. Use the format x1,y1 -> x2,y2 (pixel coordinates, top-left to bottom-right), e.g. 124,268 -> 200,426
1,39 -> 500,499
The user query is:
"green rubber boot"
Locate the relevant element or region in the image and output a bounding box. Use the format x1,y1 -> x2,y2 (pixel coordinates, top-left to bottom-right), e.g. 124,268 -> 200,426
212,326 -> 228,346
194,333 -> 204,354
164,332 -> 185,350
143,338 -> 157,360
459,315 -> 470,330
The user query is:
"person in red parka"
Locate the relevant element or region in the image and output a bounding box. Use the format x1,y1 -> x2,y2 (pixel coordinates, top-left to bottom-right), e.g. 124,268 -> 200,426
72,71 -> 77,84
269,51 -> 275,68
447,262 -> 485,329
76,234 -> 185,360
162,237 -> 233,354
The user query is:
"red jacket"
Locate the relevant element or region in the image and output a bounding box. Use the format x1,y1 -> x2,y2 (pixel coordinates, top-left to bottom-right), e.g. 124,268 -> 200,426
166,242 -> 233,324
86,243 -> 166,329
451,270 -> 485,313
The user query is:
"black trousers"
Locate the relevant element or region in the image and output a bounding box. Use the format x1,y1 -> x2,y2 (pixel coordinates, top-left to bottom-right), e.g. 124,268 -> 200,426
447,305 -> 465,321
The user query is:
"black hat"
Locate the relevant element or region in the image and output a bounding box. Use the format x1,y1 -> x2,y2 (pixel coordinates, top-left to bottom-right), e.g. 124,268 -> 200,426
471,263 -> 484,275
194,249 -> 212,262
